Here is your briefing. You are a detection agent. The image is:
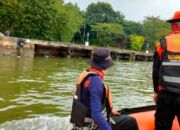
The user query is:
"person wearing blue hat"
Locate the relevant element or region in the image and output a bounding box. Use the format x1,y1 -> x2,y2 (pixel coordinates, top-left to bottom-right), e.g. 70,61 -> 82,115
70,48 -> 139,130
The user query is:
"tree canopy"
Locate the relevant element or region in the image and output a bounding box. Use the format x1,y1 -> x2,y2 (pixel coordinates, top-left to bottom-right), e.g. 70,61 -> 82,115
0,0 -> 84,42
130,35 -> 144,51
85,2 -> 124,24
0,1 -> 172,51
142,16 -> 170,49
90,23 -> 124,46
83,3 -> 171,51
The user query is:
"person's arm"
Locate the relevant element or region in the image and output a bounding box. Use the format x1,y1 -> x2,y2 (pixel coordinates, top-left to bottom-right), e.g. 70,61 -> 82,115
152,50 -> 161,93
152,49 -> 162,103
90,76 -> 112,130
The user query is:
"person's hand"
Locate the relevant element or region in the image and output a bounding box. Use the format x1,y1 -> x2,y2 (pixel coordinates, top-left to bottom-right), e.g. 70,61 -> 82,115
111,108 -> 120,116
153,92 -> 158,104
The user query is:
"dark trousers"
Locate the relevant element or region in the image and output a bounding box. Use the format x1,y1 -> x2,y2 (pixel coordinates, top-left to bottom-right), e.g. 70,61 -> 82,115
73,115 -> 139,130
111,115 -> 139,130
155,91 -> 180,130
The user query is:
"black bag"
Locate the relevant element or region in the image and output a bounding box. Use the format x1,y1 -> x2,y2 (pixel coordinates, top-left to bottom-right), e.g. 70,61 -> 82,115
70,97 -> 89,127
70,72 -> 97,127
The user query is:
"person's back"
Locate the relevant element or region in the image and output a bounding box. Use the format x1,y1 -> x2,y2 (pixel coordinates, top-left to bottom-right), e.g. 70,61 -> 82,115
153,11 -> 180,130
81,67 -> 111,130
70,48 -> 139,130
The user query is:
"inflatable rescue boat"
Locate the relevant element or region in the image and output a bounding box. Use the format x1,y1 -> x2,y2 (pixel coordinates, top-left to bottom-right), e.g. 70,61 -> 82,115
120,105 -> 179,130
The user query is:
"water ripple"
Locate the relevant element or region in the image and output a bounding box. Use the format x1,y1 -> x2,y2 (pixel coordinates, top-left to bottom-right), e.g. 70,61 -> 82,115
0,116 -> 72,130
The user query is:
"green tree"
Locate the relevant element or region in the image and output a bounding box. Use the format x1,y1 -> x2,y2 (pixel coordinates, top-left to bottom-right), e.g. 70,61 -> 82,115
123,20 -> 143,35
143,16 -> 170,50
130,35 -> 144,51
85,2 -> 124,24
83,2 -> 125,46
60,3 -> 84,41
0,0 -> 84,42
90,23 -> 124,46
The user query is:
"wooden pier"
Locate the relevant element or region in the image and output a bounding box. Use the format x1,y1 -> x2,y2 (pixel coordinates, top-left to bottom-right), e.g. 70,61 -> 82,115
0,36 -> 153,61
34,43 -> 152,61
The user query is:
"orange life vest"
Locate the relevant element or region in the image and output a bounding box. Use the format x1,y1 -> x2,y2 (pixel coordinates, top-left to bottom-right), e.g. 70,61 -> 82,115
70,70 -> 112,126
77,70 -> 113,109
157,34 -> 180,93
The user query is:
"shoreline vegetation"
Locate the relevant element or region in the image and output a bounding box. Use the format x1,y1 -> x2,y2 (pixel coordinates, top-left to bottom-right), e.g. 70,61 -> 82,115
0,1 -> 170,54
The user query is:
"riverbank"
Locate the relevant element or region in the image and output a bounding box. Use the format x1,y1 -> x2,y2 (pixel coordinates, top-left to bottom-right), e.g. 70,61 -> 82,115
0,36 -> 153,61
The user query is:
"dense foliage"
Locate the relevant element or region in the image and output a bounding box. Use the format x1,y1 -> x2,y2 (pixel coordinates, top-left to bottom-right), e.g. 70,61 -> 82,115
142,16 -> 170,50
90,23 -> 124,46
82,2 -> 170,51
85,2 -> 124,24
0,1 -> 171,51
130,35 -> 144,51
0,0 -> 83,42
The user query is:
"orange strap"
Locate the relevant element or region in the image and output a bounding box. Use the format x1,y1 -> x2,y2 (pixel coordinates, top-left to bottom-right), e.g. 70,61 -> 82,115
77,70 -> 113,110
77,70 -> 96,85
105,85 -> 113,109
156,43 -> 164,60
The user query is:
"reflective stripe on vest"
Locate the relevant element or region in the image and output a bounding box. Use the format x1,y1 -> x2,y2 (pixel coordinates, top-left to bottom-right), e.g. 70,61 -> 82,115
163,76 -> 180,84
162,62 -> 180,66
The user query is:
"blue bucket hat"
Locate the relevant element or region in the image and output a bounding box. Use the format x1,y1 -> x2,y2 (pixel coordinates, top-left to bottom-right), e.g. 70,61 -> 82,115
88,48 -> 114,70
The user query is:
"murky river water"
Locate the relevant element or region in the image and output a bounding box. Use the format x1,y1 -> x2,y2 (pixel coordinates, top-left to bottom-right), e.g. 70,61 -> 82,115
0,57 -> 154,130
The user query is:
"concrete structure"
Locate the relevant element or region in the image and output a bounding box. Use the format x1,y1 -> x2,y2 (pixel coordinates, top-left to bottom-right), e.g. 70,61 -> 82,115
0,36 -> 34,57
0,36 -> 153,61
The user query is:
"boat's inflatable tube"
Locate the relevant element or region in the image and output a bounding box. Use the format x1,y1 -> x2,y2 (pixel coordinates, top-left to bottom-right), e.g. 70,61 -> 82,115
120,105 -> 179,130
130,110 -> 179,130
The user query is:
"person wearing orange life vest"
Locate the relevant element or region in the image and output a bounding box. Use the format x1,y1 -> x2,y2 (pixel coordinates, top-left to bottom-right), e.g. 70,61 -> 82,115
70,48 -> 139,130
153,11 -> 180,130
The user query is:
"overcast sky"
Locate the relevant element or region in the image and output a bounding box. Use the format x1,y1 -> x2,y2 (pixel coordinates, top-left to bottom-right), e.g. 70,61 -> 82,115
64,0 -> 180,22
